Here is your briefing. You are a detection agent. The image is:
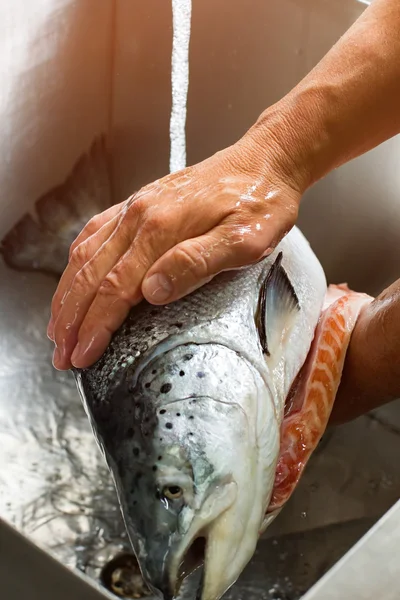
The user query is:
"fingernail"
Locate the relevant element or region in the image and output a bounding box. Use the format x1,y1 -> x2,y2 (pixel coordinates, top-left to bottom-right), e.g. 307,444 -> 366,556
71,343 -> 82,367
143,273 -> 173,303
262,246 -> 274,258
71,330 -> 110,368
52,347 -> 61,369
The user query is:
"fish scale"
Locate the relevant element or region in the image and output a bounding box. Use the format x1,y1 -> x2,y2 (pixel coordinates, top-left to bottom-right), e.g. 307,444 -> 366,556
78,262 -> 263,406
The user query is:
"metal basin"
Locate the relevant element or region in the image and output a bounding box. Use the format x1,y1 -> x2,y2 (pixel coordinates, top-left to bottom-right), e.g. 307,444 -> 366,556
1,0 -> 399,598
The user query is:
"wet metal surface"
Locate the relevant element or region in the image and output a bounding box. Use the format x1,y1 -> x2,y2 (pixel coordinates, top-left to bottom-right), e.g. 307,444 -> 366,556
302,500 -> 400,600
0,257 -> 400,598
0,516 -> 114,600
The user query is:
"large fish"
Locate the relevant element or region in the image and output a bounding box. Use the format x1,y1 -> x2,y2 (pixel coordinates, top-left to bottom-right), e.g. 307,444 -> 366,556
71,225 -> 371,600
1,138 -> 371,600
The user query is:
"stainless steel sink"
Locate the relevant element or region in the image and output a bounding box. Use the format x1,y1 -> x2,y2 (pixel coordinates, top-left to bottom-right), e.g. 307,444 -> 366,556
1,0 -> 399,598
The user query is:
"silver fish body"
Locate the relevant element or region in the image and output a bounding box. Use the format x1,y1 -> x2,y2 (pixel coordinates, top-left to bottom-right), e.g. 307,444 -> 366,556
74,225 -> 326,600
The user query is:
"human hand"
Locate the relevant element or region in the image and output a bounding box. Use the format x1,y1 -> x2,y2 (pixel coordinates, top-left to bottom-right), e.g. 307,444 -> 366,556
331,279 -> 400,424
47,128 -> 307,371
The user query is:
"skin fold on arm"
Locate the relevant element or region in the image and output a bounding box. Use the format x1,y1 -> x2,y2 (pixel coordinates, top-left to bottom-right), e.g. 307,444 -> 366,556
48,0 -> 400,435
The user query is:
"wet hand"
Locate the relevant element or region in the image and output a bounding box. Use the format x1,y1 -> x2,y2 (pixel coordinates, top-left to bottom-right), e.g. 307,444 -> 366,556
48,135 -> 305,370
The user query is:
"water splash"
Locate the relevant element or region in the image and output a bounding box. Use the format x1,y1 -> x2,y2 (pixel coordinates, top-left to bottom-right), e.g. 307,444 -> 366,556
169,0 -> 192,173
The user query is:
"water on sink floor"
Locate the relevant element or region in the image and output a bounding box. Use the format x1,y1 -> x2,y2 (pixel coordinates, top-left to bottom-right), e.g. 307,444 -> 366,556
0,259 -> 399,598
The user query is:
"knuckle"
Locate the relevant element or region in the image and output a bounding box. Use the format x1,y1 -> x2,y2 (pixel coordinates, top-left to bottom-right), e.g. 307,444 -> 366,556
282,202 -> 299,226
69,218 -> 100,257
69,242 -> 78,259
126,195 -> 147,220
226,223 -> 267,263
241,236 -> 266,263
70,242 -> 90,268
174,241 -> 209,279
86,214 -> 102,234
98,275 -> 121,297
73,263 -> 96,292
98,268 -> 130,302
141,210 -> 165,236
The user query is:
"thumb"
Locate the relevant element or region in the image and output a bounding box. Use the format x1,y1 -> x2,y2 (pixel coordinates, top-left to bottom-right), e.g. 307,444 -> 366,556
141,225 -> 271,305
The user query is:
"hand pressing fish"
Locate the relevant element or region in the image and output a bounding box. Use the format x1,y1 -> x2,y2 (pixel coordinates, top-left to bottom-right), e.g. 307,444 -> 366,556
71,226 -> 371,600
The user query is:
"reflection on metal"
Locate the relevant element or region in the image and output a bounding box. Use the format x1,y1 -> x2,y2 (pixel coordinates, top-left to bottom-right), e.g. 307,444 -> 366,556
303,500 -> 400,600
0,516 -> 112,600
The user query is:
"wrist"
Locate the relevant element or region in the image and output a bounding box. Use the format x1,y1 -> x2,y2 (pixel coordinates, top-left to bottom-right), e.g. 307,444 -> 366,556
243,86 -> 335,195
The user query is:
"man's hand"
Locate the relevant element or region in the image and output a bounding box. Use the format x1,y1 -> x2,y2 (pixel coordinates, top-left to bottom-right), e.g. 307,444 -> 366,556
47,137 -> 303,370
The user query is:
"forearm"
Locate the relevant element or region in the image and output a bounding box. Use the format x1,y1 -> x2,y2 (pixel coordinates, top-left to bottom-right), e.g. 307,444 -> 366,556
245,0 -> 400,191
330,279 -> 400,424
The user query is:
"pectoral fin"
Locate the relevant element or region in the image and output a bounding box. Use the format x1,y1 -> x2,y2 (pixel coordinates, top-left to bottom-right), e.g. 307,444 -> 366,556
257,252 -> 300,356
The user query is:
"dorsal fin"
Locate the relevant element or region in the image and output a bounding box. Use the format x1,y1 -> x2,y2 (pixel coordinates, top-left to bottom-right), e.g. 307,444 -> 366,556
257,252 -> 300,356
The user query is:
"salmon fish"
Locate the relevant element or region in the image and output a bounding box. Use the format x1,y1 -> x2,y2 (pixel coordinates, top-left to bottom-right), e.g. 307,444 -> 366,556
70,224 -> 371,600
0,140 -> 371,599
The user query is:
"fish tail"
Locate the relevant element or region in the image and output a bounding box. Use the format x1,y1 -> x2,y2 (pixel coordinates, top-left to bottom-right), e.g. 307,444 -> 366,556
267,285 -> 372,512
0,135 -> 114,278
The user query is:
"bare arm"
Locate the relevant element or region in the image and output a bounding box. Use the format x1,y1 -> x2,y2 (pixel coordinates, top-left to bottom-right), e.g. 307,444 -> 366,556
331,279 -> 400,424
247,0 -> 400,190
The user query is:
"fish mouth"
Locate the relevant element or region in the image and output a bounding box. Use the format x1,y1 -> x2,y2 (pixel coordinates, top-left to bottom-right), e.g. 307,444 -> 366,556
165,480 -> 238,599
156,535 -> 206,600
177,536 -> 206,587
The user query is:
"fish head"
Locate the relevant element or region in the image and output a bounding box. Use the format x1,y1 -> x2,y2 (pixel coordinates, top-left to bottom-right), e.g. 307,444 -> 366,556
100,341 -> 279,600
75,247 -> 324,599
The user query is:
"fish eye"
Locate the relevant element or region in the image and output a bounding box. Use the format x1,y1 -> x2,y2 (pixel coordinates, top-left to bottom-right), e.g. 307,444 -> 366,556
162,485 -> 183,500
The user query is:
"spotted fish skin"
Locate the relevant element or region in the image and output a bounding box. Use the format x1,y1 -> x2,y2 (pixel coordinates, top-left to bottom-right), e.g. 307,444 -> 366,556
74,226 -> 327,600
